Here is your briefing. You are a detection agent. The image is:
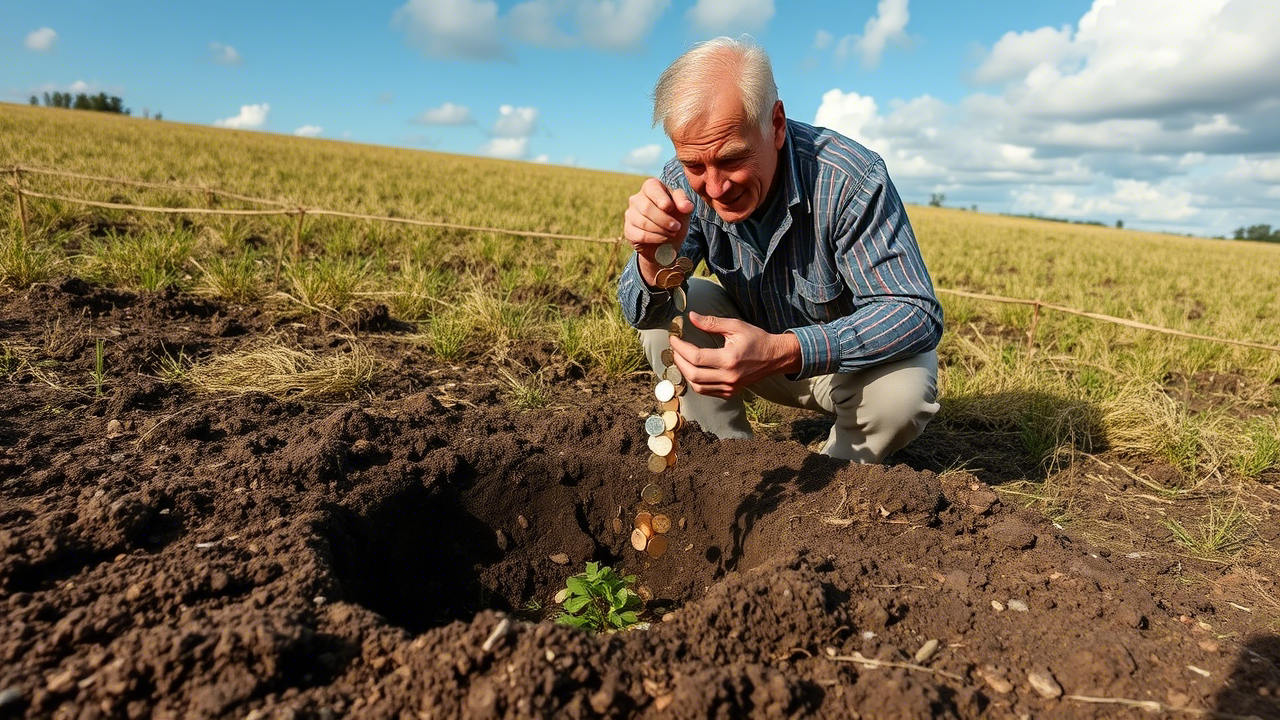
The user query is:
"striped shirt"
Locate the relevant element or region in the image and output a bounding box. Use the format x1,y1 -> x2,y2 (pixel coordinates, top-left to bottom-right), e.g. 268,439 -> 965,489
617,118 -> 943,381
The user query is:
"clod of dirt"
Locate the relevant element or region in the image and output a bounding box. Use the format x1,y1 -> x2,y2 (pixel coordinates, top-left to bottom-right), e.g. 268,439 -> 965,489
988,517 -> 1038,550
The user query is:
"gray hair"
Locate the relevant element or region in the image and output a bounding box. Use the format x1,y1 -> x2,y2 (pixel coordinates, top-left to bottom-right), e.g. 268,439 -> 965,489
652,36 -> 778,140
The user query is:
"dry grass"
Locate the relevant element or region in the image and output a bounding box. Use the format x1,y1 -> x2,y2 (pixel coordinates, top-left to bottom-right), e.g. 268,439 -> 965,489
188,340 -> 375,399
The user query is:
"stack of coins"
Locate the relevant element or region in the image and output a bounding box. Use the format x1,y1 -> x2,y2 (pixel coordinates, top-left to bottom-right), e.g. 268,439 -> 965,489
629,511 -> 673,559
643,241 -> 692,476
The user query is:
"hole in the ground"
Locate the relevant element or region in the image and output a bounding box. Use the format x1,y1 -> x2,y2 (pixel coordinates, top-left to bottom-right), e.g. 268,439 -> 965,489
326,456 -> 705,634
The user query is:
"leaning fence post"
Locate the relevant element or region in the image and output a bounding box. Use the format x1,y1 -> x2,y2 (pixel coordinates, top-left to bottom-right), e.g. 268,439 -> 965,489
1027,300 -> 1042,352
12,167 -> 30,241
607,235 -> 624,279
293,208 -> 306,260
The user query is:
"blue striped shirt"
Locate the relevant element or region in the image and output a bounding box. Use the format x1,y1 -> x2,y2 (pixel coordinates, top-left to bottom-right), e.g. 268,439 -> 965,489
617,119 -> 943,381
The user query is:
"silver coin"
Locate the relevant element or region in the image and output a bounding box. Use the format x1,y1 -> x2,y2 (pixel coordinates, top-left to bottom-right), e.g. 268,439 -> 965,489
647,434 -> 673,457
644,415 -> 666,437
655,243 -> 678,267
664,364 -> 683,385
673,287 -> 687,312
675,257 -> 693,274
654,380 -> 676,403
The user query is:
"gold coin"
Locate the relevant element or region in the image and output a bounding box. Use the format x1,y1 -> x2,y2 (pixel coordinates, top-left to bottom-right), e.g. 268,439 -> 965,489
653,267 -> 673,288
654,380 -> 676,403
675,257 -> 693,274
661,410 -> 680,432
660,348 -> 675,366
661,271 -> 686,289
647,434 -> 673,457
630,528 -> 649,552
634,511 -> 654,535
652,514 -> 672,534
660,397 -> 680,413
664,364 -> 684,385
672,381 -> 687,397
654,243 -> 677,267
647,453 -> 667,473
673,287 -> 687,312
641,483 -> 664,505
666,451 -> 678,467
644,414 -> 666,437
668,316 -> 684,336
646,535 -> 669,559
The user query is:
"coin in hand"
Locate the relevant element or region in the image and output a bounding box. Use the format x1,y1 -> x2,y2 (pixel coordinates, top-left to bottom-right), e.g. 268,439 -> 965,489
654,243 -> 677,267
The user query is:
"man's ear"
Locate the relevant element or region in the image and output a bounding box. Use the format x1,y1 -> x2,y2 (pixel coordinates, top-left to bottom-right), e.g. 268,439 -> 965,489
773,101 -> 786,150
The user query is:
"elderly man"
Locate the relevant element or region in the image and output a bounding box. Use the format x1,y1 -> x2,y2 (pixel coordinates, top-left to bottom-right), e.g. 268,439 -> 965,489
617,37 -> 943,463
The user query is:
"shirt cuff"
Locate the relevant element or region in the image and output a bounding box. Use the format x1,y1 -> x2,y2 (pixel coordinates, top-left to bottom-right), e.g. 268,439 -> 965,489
786,324 -> 841,380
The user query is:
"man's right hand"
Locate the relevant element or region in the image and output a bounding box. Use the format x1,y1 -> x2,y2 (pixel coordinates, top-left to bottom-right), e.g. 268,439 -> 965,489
624,178 -> 694,287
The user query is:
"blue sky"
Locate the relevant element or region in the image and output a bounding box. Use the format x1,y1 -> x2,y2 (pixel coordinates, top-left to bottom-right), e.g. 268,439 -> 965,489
5,0 -> 1280,236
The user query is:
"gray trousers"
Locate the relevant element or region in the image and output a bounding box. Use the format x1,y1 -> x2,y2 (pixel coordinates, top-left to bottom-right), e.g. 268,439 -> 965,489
640,278 -> 940,463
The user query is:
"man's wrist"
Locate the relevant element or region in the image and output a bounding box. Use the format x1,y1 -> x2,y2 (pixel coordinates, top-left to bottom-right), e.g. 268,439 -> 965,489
773,331 -> 802,376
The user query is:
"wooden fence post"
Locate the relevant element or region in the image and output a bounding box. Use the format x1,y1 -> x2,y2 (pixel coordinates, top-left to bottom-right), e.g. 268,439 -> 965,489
606,235 -> 624,279
12,167 -> 30,241
1027,301 -> 1042,352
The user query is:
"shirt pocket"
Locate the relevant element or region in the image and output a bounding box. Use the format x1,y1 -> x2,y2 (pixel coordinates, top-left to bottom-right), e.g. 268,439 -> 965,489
792,268 -> 845,323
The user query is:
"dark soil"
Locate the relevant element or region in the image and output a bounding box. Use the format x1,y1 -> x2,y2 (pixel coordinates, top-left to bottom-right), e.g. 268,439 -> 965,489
1,280 -> 1278,719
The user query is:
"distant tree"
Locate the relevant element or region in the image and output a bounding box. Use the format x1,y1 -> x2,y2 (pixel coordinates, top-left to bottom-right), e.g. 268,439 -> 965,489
928,192 -> 945,207
155,111 -> 163,121
971,204 -> 977,212
1116,219 -> 1123,229
1230,224 -> 1280,243
36,91 -> 129,115
29,95 -> 38,106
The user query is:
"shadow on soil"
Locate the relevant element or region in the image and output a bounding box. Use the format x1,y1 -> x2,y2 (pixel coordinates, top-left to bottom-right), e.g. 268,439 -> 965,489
1213,634 -> 1280,718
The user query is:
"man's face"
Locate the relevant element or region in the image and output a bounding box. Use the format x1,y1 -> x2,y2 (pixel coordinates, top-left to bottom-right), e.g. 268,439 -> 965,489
670,86 -> 786,224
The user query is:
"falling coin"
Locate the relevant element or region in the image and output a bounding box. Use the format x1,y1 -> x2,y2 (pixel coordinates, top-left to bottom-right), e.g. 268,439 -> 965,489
630,528 -> 649,552
655,243 -> 677,267
673,287 -> 687,312
646,535 -> 669,559
664,364 -> 684,385
668,317 -> 684,337
660,397 -> 680,413
661,410 -> 680,432
655,379 -> 676,403
666,452 -> 678,467
654,267 -> 674,288
672,382 -> 687,397
660,348 -> 675,366
675,257 -> 693,275
647,453 -> 668,473
635,511 -> 654,536
652,514 -> 672,534
644,414 -> 666,437
647,434 -> 673,457
641,482 -> 664,505
661,271 -> 686,289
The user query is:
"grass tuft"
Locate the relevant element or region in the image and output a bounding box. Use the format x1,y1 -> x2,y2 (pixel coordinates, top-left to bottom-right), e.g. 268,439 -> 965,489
285,257 -> 370,312
188,340 -> 375,398
1163,499 -> 1254,561
193,255 -> 262,303
82,227 -> 193,291
0,224 -> 62,289
499,366 -> 550,409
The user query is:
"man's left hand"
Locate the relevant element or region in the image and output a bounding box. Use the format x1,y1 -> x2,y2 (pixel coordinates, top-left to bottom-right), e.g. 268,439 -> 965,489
668,312 -> 802,399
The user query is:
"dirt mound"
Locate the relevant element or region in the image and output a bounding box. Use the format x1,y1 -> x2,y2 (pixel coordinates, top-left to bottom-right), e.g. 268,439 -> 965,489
1,282 -> 1277,719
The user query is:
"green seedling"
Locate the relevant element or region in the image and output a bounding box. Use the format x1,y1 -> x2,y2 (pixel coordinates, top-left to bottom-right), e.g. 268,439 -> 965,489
555,561 -> 643,633
91,339 -> 106,396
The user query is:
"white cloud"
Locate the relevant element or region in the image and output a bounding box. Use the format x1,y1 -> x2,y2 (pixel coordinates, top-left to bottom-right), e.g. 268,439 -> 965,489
210,42 -> 241,65
1012,179 -> 1198,222
835,0 -> 910,68
393,0 -> 505,60
1190,113 -> 1244,137
576,0 -> 670,51
482,137 -> 530,158
813,30 -> 832,51
214,103 -> 270,130
532,154 -> 550,163
413,102 -> 474,125
971,26 -> 1074,85
492,105 -> 537,138
294,125 -> 323,137
1227,156 -> 1280,183
687,0 -> 773,33
25,28 -> 57,52
622,143 -> 663,170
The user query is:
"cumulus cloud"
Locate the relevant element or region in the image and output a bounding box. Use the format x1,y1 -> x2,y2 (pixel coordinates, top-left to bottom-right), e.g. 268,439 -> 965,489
294,125 -> 323,137
393,0 -> 505,60
807,0 -> 1280,235
532,154 -> 550,163
834,0 -> 910,68
492,105 -> 538,138
25,28 -> 57,52
813,30 -> 832,51
210,42 -> 241,65
482,137 -> 530,159
413,102 -> 474,125
395,0 -> 668,59
214,103 -> 270,130
622,143 -> 663,170
686,0 -> 774,33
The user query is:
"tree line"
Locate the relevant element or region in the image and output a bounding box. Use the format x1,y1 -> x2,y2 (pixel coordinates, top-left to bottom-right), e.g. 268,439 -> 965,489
30,92 -> 130,115
1231,224 -> 1280,244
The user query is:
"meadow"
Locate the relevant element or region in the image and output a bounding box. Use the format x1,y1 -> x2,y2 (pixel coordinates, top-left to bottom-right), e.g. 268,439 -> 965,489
2,103 -> 1278,717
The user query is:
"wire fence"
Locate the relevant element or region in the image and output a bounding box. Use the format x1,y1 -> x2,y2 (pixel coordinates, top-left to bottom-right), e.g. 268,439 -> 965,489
6,164 -> 1280,355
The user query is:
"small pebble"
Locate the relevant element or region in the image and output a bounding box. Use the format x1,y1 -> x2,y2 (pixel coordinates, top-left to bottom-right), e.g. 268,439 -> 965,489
314,596 -> 326,605
553,588 -> 568,604
991,600 -> 1005,612
1198,639 -> 1220,653
914,639 -> 940,664
549,553 -> 569,565
106,419 -> 125,438
1027,669 -> 1063,699
979,666 -> 1013,694
494,529 -> 508,551
45,670 -> 76,694
517,515 -> 529,530
1007,599 -> 1029,613
861,631 -> 876,640
0,687 -> 22,708
662,612 -> 676,623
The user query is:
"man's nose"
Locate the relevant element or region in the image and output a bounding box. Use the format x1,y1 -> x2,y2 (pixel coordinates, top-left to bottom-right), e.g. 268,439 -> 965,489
704,169 -> 730,198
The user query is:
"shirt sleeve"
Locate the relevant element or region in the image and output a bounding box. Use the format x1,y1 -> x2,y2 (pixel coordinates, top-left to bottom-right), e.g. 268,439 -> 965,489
617,162 -> 709,330
786,160 -> 944,379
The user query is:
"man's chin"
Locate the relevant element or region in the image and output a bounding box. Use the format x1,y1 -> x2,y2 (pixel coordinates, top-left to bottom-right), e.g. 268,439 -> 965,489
712,200 -> 754,224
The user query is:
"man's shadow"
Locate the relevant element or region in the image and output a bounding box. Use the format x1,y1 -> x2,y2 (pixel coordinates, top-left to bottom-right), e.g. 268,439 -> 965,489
1212,634 -> 1280,718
